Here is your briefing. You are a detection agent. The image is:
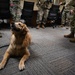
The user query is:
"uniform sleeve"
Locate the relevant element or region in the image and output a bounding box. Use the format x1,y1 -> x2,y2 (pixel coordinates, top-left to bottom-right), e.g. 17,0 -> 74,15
67,0 -> 75,7
60,1 -> 66,5
36,0 -> 41,7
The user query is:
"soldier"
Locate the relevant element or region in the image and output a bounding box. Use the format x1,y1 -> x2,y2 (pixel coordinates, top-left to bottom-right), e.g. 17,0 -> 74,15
36,0 -> 52,29
60,0 -> 73,25
64,0 -> 75,43
10,0 -> 22,23
60,1 -> 66,25
0,0 -> 22,38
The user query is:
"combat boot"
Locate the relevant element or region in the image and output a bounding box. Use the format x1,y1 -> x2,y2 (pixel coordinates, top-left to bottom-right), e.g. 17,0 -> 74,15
36,24 -> 40,29
64,32 -> 74,38
42,24 -> 45,29
70,38 -> 75,43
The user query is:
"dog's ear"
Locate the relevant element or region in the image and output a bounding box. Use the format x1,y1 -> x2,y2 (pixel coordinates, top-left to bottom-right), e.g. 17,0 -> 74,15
18,22 -> 29,32
23,24 -> 29,32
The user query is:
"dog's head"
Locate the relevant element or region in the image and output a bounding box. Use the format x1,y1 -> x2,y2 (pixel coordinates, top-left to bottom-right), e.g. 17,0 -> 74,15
10,22 -> 29,35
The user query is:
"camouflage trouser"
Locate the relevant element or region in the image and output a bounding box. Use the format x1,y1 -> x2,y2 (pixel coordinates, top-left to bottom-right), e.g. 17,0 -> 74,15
62,10 -> 71,25
62,11 -> 75,33
62,11 -> 67,24
10,0 -> 21,22
61,6 -> 74,25
36,9 -> 49,25
70,14 -> 75,33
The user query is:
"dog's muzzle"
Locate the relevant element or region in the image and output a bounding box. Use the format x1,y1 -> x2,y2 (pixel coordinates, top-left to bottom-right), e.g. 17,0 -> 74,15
10,23 -> 20,32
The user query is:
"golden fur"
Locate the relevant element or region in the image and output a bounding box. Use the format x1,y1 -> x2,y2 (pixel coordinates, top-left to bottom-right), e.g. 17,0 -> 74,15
0,22 -> 31,70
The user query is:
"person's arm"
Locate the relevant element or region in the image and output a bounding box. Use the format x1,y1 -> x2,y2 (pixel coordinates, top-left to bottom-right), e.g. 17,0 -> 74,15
67,0 -> 75,7
59,1 -> 66,5
36,0 -> 42,7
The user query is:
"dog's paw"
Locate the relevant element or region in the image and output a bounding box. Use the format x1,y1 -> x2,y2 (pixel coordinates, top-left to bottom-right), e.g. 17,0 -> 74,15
0,63 -> 4,70
19,63 -> 25,71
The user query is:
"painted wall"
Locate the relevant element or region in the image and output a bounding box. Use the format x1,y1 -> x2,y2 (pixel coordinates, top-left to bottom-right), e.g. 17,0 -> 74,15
53,0 -> 59,5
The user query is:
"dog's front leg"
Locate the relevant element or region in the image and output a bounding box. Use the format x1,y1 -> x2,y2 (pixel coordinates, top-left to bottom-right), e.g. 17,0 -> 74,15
19,48 -> 30,71
0,51 -> 10,69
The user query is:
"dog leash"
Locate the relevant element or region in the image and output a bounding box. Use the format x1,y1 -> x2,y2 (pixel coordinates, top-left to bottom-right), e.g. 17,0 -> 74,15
0,44 -> 9,48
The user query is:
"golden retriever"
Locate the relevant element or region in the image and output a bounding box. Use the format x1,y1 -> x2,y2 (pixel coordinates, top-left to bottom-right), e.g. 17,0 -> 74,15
0,22 -> 31,70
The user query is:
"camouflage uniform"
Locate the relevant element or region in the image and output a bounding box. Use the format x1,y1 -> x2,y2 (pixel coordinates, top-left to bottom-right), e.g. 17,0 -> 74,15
65,0 -> 75,32
61,0 -> 73,25
68,1 -> 75,33
62,5 -> 74,25
36,0 -> 52,29
10,0 -> 22,22
64,0 -> 75,42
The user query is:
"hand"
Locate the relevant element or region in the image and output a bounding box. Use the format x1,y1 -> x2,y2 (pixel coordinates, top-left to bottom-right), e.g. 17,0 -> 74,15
59,2 -> 62,5
70,10 -> 74,14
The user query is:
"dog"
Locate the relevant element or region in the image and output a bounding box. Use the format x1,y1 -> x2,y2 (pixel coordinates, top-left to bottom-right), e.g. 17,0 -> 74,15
0,22 -> 31,70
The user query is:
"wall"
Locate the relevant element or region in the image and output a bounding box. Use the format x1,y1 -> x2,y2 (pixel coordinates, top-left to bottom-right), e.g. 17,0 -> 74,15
53,0 -> 65,5
53,0 -> 59,5
59,0 -> 65,2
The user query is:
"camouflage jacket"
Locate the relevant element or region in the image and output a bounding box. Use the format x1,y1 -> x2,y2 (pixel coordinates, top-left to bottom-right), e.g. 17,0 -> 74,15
10,0 -> 21,21
68,0 -> 75,15
63,0 -> 75,12
68,0 -> 75,7
36,0 -> 52,10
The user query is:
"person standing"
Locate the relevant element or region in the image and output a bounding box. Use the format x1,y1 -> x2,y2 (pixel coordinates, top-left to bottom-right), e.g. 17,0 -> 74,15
10,0 -> 22,23
60,0 -> 73,25
0,0 -> 22,38
36,0 -> 52,29
64,0 -> 75,43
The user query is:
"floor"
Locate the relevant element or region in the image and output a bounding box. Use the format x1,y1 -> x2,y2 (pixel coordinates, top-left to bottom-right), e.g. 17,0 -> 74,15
0,26 -> 75,75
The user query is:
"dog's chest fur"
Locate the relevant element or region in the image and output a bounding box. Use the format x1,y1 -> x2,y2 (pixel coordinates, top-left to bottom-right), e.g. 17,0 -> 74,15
10,34 -> 26,56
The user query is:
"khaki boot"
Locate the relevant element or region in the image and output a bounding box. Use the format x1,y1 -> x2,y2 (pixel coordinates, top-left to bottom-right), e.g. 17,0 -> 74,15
70,38 -> 75,43
42,25 -> 45,29
64,32 -> 74,38
36,25 -> 40,29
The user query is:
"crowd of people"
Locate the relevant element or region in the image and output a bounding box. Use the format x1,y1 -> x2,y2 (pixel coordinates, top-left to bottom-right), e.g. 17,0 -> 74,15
60,0 -> 75,43
36,0 -> 75,43
0,0 -> 75,43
